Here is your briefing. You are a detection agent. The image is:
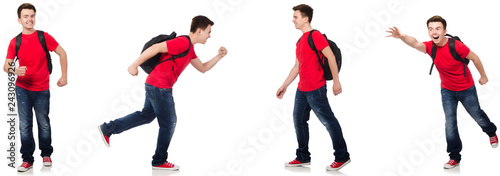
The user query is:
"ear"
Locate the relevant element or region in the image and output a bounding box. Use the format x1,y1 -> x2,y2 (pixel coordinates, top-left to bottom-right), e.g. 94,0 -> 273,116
18,18 -> 21,24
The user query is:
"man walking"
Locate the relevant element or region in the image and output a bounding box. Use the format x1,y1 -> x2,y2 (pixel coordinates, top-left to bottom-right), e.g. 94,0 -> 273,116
98,15 -> 227,171
386,15 -> 498,169
277,4 -> 351,171
3,3 -> 68,172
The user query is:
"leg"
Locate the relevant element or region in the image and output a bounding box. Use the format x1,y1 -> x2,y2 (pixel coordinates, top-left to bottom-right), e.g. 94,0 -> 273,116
459,85 -> 497,137
293,88 -> 312,163
149,86 -> 177,166
33,89 -> 53,158
16,86 -> 36,164
100,84 -> 156,137
441,88 -> 462,162
307,85 -> 350,162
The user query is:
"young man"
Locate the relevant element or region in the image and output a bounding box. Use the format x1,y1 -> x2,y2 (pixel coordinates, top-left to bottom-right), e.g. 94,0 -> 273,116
98,15 -> 227,171
276,4 -> 350,171
386,15 -> 498,169
3,3 -> 68,172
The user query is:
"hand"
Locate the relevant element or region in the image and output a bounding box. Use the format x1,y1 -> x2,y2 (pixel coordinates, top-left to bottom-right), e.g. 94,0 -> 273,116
386,27 -> 405,39
333,82 -> 342,96
276,86 -> 287,99
218,46 -> 228,57
16,66 -> 27,76
57,76 -> 67,87
128,64 -> 139,76
479,76 -> 489,85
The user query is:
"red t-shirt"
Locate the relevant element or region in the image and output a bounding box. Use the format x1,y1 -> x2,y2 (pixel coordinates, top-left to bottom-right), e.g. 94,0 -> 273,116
296,30 -> 329,92
424,39 -> 473,91
146,36 -> 197,89
6,31 -> 59,91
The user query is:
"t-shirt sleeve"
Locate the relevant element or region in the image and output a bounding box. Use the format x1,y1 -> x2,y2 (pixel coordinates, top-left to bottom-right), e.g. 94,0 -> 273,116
423,41 -> 433,55
454,40 -> 470,58
44,32 -> 59,52
5,38 -> 16,60
312,31 -> 329,51
166,37 -> 190,56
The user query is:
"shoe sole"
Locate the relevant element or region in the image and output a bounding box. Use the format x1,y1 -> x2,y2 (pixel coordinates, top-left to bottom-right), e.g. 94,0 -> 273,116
152,166 -> 180,171
492,143 -> 498,148
17,166 -> 33,172
43,162 -> 52,166
98,125 -> 110,147
284,162 -> 311,167
326,159 -> 351,171
444,163 -> 459,169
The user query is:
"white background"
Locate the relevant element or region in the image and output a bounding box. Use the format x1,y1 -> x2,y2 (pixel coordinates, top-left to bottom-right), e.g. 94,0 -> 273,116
1,0 -> 499,176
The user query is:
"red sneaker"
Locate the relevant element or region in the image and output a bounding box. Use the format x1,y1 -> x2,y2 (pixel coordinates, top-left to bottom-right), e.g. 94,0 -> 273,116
153,161 -> 179,171
284,159 -> 310,167
17,162 -> 32,172
43,157 -> 52,166
490,134 -> 498,148
443,159 -> 459,169
98,125 -> 110,147
326,159 -> 351,171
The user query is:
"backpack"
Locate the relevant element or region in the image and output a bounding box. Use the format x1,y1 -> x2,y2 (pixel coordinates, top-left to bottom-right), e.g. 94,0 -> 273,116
430,34 -> 470,77
15,30 -> 53,74
305,29 -> 342,81
139,31 -> 191,74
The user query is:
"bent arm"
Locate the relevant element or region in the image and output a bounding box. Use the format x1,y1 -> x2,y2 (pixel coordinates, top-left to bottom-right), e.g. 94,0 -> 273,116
467,50 -> 488,84
190,47 -> 227,73
128,42 -> 168,76
54,45 -> 67,77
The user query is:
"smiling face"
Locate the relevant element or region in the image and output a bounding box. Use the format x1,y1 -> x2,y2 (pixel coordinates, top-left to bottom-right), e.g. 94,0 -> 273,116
18,9 -> 36,31
292,10 -> 308,30
198,25 -> 212,44
427,21 -> 447,46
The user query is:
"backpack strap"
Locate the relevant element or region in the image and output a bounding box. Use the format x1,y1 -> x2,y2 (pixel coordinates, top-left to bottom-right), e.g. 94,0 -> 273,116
15,33 -> 22,63
429,43 -> 437,75
307,30 -> 325,70
37,30 -> 53,74
447,38 -> 467,77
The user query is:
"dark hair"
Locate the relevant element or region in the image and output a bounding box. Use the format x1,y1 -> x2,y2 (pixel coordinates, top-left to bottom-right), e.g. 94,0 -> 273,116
17,3 -> 36,19
190,15 -> 214,33
427,15 -> 447,30
293,4 -> 313,23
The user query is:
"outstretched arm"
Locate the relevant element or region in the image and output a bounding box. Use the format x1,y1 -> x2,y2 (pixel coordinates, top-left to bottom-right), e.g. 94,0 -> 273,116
276,59 -> 299,99
128,42 -> 169,76
466,50 -> 488,85
54,45 -> 68,87
190,47 -> 227,73
386,27 -> 426,53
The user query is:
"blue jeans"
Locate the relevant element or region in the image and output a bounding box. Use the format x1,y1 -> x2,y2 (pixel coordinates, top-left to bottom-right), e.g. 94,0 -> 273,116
16,86 -> 52,165
293,85 -> 350,163
441,85 -> 497,162
100,83 -> 177,166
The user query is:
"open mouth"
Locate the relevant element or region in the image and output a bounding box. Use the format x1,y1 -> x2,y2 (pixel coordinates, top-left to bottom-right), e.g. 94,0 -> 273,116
433,36 -> 439,40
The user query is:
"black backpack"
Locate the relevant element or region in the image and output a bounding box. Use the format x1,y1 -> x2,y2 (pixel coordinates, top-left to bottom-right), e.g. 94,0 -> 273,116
139,31 -> 191,74
430,34 -> 469,77
15,30 -> 52,74
305,30 -> 342,80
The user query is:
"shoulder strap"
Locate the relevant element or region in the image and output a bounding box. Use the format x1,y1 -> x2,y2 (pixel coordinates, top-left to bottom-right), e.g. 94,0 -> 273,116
429,43 -> 437,75
37,30 -> 53,74
447,38 -> 467,77
307,30 -> 324,66
15,33 -> 22,62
